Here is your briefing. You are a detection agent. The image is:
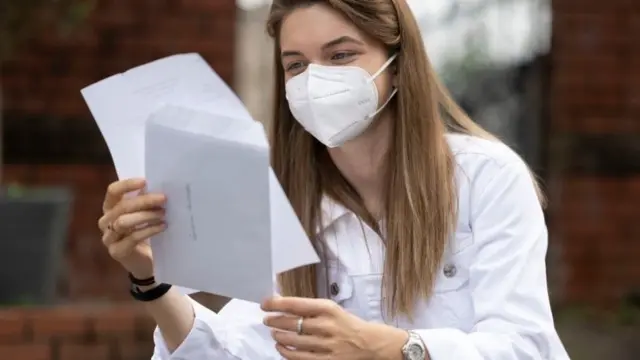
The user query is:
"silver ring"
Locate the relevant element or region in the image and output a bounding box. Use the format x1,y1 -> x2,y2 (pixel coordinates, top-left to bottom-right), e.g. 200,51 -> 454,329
296,317 -> 304,335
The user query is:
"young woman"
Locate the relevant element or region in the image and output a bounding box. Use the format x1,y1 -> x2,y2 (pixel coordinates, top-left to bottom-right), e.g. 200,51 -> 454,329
98,0 -> 570,359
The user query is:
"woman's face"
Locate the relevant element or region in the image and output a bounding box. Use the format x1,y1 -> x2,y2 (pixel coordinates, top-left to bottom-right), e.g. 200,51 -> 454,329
279,3 -> 394,101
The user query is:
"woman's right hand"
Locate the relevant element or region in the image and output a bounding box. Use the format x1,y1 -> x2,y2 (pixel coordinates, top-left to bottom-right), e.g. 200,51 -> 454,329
98,178 -> 167,279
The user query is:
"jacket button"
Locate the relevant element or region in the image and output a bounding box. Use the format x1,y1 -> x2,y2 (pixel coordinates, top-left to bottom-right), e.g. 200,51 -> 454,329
443,264 -> 457,278
330,282 -> 340,296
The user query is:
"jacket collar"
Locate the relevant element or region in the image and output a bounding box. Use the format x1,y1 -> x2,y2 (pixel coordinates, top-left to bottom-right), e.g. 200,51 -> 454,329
317,196 -> 350,234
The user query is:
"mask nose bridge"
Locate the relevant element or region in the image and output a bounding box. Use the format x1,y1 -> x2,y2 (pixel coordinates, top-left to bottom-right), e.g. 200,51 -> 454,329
306,67 -> 351,99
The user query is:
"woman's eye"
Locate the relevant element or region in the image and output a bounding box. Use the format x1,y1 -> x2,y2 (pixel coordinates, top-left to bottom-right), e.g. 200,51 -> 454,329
286,61 -> 305,72
331,52 -> 354,61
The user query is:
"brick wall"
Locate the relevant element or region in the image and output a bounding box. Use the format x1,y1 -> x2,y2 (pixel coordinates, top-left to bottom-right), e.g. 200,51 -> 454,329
0,303 -> 154,360
1,0 -> 237,301
549,0 -> 640,306
2,0 -> 236,119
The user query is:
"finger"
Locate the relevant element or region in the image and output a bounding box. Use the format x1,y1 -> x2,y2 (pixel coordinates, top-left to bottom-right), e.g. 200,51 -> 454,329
271,330 -> 330,353
102,193 -> 166,227
103,178 -> 146,212
275,343 -> 319,360
264,314 -> 298,332
263,314 -> 331,336
98,207 -> 166,234
262,297 -> 338,317
112,210 -> 165,234
102,217 -> 162,247
115,194 -> 166,216
108,223 -> 166,259
98,214 -> 110,233
102,227 -> 120,247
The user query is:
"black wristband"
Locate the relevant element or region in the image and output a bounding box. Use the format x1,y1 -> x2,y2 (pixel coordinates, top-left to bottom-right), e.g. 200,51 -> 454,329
128,273 -> 156,286
130,283 -> 172,302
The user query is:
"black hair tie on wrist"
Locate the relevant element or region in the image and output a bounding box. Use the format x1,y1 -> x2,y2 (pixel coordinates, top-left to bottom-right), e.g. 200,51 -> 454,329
128,273 -> 156,286
130,283 -> 172,302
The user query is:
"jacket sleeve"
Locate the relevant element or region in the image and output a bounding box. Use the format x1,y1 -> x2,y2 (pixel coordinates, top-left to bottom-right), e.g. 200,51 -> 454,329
151,296 -> 281,360
414,159 -> 568,360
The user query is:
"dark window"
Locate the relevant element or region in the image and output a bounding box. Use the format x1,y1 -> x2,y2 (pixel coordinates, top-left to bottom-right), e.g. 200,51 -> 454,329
3,113 -> 111,164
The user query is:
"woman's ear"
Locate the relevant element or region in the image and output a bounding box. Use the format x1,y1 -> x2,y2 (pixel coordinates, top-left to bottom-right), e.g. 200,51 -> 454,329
389,61 -> 398,87
391,65 -> 398,87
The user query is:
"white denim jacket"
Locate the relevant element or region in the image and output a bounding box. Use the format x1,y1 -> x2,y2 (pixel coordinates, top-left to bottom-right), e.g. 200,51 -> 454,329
151,134 -> 570,360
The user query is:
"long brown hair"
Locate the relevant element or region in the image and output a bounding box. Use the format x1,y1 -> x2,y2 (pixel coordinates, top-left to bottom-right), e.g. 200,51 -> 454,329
267,0 -> 545,319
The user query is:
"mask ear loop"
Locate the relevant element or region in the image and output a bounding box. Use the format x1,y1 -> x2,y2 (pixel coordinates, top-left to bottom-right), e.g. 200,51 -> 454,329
369,54 -> 398,80
366,54 -> 399,119
367,88 -> 398,119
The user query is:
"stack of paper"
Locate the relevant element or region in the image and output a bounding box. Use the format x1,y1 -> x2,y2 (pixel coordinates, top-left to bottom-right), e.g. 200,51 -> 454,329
81,53 -> 319,303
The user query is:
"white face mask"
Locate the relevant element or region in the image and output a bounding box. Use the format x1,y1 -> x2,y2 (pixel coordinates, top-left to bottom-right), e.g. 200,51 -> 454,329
285,54 -> 397,148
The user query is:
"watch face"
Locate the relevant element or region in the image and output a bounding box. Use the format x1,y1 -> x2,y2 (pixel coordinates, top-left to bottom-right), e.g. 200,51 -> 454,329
406,343 -> 425,360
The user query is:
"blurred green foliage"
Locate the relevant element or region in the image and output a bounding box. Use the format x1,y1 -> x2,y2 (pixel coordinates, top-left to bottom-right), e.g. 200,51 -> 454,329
0,0 -> 96,62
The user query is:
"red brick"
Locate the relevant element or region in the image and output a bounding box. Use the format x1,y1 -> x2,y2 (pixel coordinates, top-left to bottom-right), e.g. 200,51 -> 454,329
91,304 -> 141,337
179,0 -> 236,12
553,176 -> 640,306
58,343 -> 110,360
0,312 -> 28,341
0,306 -> 156,360
552,0 -> 635,13
553,14 -> 629,53
549,0 -> 639,141
116,340 -> 154,360
0,344 -> 50,360
93,3 -> 136,27
30,307 -> 90,340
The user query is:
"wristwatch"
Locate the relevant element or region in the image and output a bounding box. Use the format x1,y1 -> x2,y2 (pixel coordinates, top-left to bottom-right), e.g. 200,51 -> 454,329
401,330 -> 427,360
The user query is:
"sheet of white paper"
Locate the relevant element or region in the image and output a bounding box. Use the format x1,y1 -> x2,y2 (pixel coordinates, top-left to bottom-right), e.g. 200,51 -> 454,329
145,105 -> 319,302
81,53 -> 253,179
268,169 -> 321,274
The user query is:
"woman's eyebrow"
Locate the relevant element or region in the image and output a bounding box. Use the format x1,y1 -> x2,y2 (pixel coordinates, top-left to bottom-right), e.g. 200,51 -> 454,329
281,35 -> 365,58
321,35 -> 365,50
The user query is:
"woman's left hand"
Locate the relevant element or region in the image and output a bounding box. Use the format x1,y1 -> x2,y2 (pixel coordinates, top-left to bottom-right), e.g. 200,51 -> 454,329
262,296 -> 408,360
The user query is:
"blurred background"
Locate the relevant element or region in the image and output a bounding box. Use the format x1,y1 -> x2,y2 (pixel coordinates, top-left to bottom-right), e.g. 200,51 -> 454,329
0,0 -> 638,359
